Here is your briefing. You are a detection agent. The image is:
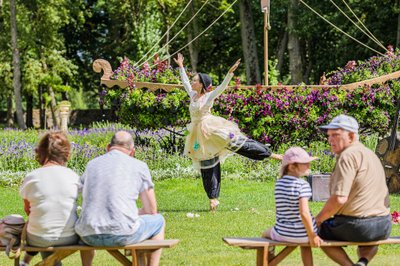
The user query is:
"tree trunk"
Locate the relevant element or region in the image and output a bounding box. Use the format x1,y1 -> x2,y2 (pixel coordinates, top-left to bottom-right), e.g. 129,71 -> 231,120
304,38 -> 317,84
188,0 -> 199,72
0,0 -> 3,25
10,0 -> 26,129
239,0 -> 261,84
6,95 -> 13,127
276,30 -> 288,78
48,86 -> 59,127
287,0 -> 303,84
397,13 -> 400,48
26,93 -> 33,128
39,85 -> 46,129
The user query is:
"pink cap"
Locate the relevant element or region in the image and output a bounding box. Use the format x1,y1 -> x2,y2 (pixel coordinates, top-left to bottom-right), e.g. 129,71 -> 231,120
280,147 -> 317,176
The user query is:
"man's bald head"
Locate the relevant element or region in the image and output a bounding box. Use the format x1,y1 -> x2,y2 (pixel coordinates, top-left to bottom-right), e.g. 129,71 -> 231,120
109,131 -> 135,151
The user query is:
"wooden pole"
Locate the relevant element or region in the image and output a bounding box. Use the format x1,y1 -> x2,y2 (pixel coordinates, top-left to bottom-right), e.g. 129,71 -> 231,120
264,10 -> 269,86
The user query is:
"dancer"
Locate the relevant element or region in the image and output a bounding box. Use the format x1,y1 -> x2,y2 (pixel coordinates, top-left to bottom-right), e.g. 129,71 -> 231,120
174,53 -> 281,211
262,147 -> 322,266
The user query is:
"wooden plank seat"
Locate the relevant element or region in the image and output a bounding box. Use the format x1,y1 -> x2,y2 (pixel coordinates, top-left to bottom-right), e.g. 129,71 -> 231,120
223,237 -> 400,266
2,239 -> 179,266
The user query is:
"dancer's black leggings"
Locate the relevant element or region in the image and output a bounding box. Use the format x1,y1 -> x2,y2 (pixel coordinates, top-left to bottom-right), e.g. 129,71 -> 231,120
200,139 -> 272,199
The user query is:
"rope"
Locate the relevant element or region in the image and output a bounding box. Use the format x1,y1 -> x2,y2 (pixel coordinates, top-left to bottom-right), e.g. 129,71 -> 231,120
329,0 -> 388,52
299,0 -> 385,56
150,0 -> 239,68
134,0 -> 193,67
339,0 -> 387,52
137,0 -> 211,68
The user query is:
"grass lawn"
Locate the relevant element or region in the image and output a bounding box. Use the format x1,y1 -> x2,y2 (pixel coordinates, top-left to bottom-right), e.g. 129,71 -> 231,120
1,178 -> 399,265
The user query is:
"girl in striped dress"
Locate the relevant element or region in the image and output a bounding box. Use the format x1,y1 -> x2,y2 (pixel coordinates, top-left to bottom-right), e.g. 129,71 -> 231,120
262,147 -> 322,266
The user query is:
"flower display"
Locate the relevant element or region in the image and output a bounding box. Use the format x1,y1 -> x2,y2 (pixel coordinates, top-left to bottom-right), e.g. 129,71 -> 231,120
327,47 -> 400,85
110,55 -> 182,86
105,51 -> 400,148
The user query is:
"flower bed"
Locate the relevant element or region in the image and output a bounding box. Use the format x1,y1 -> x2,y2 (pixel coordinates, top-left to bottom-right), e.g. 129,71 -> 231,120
103,51 -> 400,147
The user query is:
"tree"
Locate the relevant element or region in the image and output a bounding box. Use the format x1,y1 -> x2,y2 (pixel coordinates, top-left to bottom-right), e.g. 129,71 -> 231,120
10,0 -> 25,129
187,0 -> 200,72
239,0 -> 261,84
287,0 -> 303,84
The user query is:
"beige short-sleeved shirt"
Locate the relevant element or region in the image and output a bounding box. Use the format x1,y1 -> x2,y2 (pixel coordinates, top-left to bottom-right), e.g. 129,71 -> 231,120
330,142 -> 390,217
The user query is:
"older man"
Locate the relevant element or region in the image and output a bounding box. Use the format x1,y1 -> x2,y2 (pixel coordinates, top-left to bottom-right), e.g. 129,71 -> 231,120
75,131 -> 165,266
316,114 -> 391,266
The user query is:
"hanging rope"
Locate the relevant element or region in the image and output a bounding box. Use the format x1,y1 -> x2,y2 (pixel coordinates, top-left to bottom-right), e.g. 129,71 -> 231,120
150,0 -> 240,68
299,0 -> 385,56
137,0 -> 211,68
134,0 -> 193,67
329,0 -> 388,52
339,0 -> 387,52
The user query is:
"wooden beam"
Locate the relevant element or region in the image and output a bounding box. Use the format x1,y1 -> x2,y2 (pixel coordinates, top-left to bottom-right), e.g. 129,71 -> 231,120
34,250 -> 77,266
269,246 -> 297,266
93,59 -> 400,92
107,250 -> 132,266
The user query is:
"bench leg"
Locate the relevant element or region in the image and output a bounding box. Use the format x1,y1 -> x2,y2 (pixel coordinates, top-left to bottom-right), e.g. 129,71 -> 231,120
34,250 -> 77,266
269,246 -> 297,266
107,250 -> 132,266
256,247 -> 268,266
134,250 -> 148,266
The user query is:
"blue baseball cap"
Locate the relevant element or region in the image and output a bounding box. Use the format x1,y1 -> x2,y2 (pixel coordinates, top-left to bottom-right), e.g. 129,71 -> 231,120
319,114 -> 359,133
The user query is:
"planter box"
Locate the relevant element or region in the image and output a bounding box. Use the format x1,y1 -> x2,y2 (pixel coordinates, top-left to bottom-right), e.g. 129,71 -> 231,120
307,174 -> 331,202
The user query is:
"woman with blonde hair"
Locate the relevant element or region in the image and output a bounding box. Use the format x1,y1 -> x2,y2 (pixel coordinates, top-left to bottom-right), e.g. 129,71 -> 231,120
20,131 -> 93,266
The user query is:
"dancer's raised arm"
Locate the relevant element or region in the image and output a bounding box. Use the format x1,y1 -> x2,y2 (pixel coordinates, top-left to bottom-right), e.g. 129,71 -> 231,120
228,58 -> 241,74
208,59 -> 241,101
174,53 -> 192,95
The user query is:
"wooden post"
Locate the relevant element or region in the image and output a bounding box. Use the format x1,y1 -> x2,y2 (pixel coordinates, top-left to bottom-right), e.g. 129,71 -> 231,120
261,0 -> 270,86
264,11 -> 269,86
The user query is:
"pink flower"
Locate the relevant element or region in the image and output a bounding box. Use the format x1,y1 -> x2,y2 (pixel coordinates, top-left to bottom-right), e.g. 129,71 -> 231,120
345,60 -> 357,71
391,211 -> 400,224
387,45 -> 394,57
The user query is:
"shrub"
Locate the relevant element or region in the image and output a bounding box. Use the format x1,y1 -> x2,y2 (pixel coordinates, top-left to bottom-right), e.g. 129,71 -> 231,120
105,52 -> 400,148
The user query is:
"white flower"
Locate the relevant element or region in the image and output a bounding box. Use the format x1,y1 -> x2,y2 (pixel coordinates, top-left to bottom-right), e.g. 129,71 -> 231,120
250,208 -> 259,214
186,212 -> 194,218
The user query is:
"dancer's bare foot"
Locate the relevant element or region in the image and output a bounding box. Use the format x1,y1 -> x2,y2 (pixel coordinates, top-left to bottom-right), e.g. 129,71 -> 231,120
210,199 -> 220,212
271,153 -> 283,160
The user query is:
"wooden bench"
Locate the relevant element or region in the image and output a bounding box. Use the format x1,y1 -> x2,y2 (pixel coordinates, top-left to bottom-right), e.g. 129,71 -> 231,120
223,237 -> 400,266
2,239 -> 179,266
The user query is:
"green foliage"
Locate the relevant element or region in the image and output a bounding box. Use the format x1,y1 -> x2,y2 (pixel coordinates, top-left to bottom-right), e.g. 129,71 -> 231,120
1,0 -> 399,113
68,87 -> 88,109
117,89 -> 190,130
268,59 -> 280,86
